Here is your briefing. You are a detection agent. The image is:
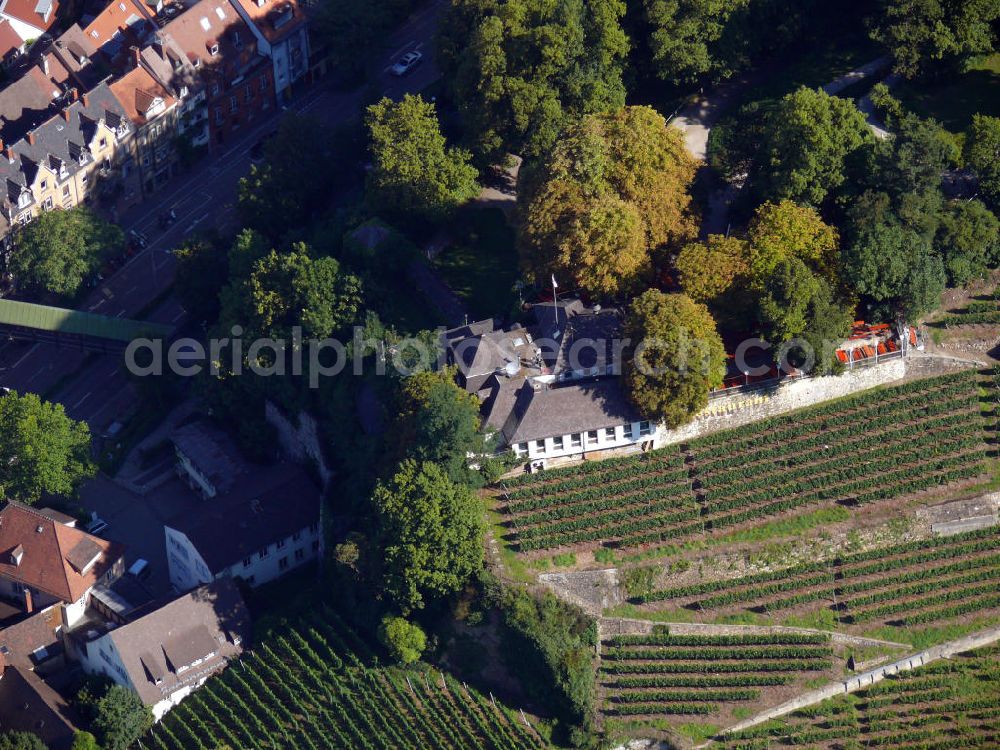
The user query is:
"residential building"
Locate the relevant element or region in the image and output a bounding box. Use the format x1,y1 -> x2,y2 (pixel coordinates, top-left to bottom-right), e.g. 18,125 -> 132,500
0,603 -> 66,672
0,83 -> 131,232
109,58 -> 178,194
444,299 -> 660,463
500,378 -> 654,461
227,0 -> 307,102
74,578 -> 249,720
160,0 -> 274,148
0,19 -> 25,68
165,420 -> 322,592
0,501 -> 125,627
0,0 -> 58,42
0,658 -> 79,750
83,0 -> 156,66
138,34 -> 209,151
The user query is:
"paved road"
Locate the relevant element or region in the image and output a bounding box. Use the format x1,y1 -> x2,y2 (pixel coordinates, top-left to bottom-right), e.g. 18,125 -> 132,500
0,0 -> 447,430
671,56 -> 892,237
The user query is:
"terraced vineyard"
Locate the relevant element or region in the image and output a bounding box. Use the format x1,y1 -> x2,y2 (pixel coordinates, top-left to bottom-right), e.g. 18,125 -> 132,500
601,628 -> 835,724
632,525 -> 1000,630
497,370 -> 988,555
935,287 -> 1000,327
718,646 -> 1000,749
144,603 -> 545,750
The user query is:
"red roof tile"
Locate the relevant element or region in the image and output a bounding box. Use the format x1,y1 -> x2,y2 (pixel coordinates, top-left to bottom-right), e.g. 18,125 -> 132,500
0,0 -> 59,33
0,501 -> 123,604
108,64 -> 176,125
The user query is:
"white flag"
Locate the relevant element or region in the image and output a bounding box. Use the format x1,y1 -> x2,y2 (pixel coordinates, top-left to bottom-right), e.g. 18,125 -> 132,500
551,274 -> 558,288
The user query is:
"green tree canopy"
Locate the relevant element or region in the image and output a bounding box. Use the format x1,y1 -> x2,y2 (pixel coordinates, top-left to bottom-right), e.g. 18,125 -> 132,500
237,113 -> 350,242
372,459 -> 485,612
622,290 -> 726,427
519,107 -> 699,298
70,732 -> 99,750
758,257 -> 853,373
0,732 -> 46,750
173,235 -> 230,325
641,0 -> 748,84
841,191 -> 946,319
871,0 -> 999,77
674,235 -> 749,302
378,615 -> 427,663
366,94 -> 479,223
219,238 -> 362,339
0,390 -> 94,503
868,112 -> 959,197
935,198 -> 1000,285
438,0 -> 628,161
733,87 -> 872,205
8,207 -> 123,298
394,369 -> 485,484
747,199 -> 839,285
91,685 -> 152,750
966,114 -> 1000,209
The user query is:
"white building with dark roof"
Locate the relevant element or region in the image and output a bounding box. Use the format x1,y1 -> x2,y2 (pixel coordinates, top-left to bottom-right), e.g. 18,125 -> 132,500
444,300 -> 660,464
164,420 -> 322,592
74,578 -> 248,720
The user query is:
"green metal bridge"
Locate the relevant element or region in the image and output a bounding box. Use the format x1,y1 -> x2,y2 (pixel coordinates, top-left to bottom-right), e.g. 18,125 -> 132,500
0,299 -> 173,353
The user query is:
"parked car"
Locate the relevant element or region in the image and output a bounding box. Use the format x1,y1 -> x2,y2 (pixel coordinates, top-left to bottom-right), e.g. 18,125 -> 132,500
85,514 -> 109,536
390,51 -> 422,76
249,131 -> 276,165
128,558 -> 151,581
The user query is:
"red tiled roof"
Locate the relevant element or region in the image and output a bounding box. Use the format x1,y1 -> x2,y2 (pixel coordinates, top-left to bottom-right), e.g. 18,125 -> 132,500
108,64 -> 176,125
230,0 -> 305,43
0,0 -> 59,33
0,19 -> 23,57
0,501 -> 123,604
162,0 -> 256,71
83,0 -> 153,58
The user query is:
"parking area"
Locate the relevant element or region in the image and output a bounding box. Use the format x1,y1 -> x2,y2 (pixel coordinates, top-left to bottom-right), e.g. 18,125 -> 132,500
77,475 -> 203,601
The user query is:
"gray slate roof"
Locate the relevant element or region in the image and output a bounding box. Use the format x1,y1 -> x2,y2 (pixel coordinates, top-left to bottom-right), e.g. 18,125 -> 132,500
101,578 -> 249,707
502,378 -> 641,445
166,462 -> 320,572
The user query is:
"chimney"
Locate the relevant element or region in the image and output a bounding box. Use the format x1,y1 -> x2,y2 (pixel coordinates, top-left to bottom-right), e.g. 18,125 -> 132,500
132,46 -> 140,68
40,56 -> 48,75
23,588 -> 32,614
69,88 -> 78,102
5,147 -> 13,163
62,108 -> 70,121
26,132 -> 34,145
81,92 -> 89,108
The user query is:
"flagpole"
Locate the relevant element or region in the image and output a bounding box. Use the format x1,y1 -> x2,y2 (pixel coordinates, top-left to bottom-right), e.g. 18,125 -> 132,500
551,274 -> 559,328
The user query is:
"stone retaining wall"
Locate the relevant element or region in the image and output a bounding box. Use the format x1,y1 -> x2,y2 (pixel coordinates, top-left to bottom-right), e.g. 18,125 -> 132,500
652,358 -> 908,449
720,625 -> 1000,738
264,401 -> 333,489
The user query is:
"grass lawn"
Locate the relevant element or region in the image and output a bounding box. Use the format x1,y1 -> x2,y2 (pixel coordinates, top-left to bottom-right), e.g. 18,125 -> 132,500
894,53 -> 1000,134
433,207 -> 520,320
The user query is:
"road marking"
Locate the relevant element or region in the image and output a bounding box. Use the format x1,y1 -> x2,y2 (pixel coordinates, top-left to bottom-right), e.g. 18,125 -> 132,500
171,309 -> 186,322
73,391 -> 92,409
115,310 -> 126,318
125,285 -> 137,294
12,343 -> 39,369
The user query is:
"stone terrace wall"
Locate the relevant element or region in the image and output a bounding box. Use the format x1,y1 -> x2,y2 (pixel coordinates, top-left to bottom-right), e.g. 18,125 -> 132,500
721,625 -> 1000,738
652,358 -> 908,449
264,401 -> 333,489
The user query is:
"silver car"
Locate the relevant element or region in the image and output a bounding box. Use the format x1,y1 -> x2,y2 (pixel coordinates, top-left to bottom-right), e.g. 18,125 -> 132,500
391,51 -> 423,76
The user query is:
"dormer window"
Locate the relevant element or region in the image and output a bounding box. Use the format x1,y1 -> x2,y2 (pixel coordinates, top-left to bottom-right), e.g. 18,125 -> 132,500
209,43 -> 219,56
10,545 -> 23,566
17,191 -> 30,208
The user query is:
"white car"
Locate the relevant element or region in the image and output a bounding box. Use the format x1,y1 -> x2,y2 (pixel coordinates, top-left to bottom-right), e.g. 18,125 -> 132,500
391,51 -> 423,77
